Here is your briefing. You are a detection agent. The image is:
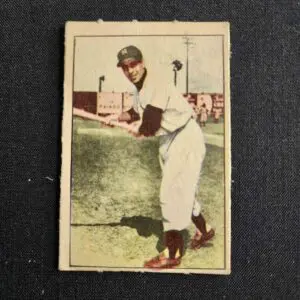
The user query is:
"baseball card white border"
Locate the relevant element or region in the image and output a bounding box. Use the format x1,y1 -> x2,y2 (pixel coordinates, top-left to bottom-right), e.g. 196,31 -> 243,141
59,21 -> 231,274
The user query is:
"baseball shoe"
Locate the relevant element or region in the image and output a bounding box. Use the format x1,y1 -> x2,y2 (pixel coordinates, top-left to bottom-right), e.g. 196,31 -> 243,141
144,230 -> 183,269
190,228 -> 215,250
144,252 -> 181,269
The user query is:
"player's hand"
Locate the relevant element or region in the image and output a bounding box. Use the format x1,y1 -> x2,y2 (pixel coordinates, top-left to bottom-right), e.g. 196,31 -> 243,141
103,114 -> 119,125
118,111 -> 131,122
127,122 -> 144,139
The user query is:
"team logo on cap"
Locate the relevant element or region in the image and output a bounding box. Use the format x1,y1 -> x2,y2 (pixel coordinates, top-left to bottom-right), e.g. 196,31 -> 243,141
121,48 -> 128,55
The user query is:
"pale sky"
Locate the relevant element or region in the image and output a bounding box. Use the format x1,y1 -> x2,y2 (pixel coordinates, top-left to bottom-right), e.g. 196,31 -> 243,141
74,36 -> 224,93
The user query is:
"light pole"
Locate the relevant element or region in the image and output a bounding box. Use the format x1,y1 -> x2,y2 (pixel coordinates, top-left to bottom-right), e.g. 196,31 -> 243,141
99,75 -> 105,92
172,60 -> 183,86
182,36 -> 194,94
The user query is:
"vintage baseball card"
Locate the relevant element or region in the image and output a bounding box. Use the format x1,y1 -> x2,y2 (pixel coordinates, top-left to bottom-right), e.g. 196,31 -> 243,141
60,21 -> 231,274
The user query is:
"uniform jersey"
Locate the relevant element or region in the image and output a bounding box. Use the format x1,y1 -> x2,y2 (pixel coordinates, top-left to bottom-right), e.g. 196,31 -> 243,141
132,73 -> 193,136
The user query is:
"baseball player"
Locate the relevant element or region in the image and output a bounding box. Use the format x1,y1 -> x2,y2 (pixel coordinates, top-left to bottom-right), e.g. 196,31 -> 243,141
112,45 -> 215,268
199,103 -> 208,127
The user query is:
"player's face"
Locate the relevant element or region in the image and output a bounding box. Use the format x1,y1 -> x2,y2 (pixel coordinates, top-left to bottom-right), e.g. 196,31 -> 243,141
120,59 -> 145,84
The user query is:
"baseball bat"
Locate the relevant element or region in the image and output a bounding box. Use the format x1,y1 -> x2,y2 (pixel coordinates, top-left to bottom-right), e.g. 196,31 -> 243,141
73,108 -> 139,133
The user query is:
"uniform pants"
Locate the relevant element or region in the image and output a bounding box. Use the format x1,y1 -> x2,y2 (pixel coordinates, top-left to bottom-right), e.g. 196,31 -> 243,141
159,118 -> 206,231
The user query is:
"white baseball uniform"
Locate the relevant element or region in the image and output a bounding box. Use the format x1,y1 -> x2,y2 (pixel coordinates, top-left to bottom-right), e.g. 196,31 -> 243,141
133,73 -> 206,231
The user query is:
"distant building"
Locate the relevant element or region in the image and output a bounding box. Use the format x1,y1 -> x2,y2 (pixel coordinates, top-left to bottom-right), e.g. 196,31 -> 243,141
211,93 -> 224,115
73,91 -> 224,117
96,92 -> 134,115
73,91 -> 97,114
183,93 -> 197,104
97,92 -> 122,115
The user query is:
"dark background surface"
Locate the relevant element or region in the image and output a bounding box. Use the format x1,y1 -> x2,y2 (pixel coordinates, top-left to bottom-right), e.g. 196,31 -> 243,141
0,1 -> 299,298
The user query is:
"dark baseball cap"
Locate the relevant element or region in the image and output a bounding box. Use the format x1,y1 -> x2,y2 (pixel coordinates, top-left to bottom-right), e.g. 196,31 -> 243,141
117,45 -> 143,67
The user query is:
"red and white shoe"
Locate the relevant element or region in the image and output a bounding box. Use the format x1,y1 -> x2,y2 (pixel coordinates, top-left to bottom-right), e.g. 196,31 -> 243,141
190,228 -> 215,250
144,252 -> 181,269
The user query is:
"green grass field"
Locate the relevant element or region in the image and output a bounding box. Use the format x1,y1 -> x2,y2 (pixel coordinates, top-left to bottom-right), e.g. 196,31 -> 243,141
202,118 -> 224,136
70,117 -> 226,270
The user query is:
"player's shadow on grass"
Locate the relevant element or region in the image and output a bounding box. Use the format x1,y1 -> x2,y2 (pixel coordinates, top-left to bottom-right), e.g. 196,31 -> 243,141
119,216 -> 190,254
72,216 -> 191,254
